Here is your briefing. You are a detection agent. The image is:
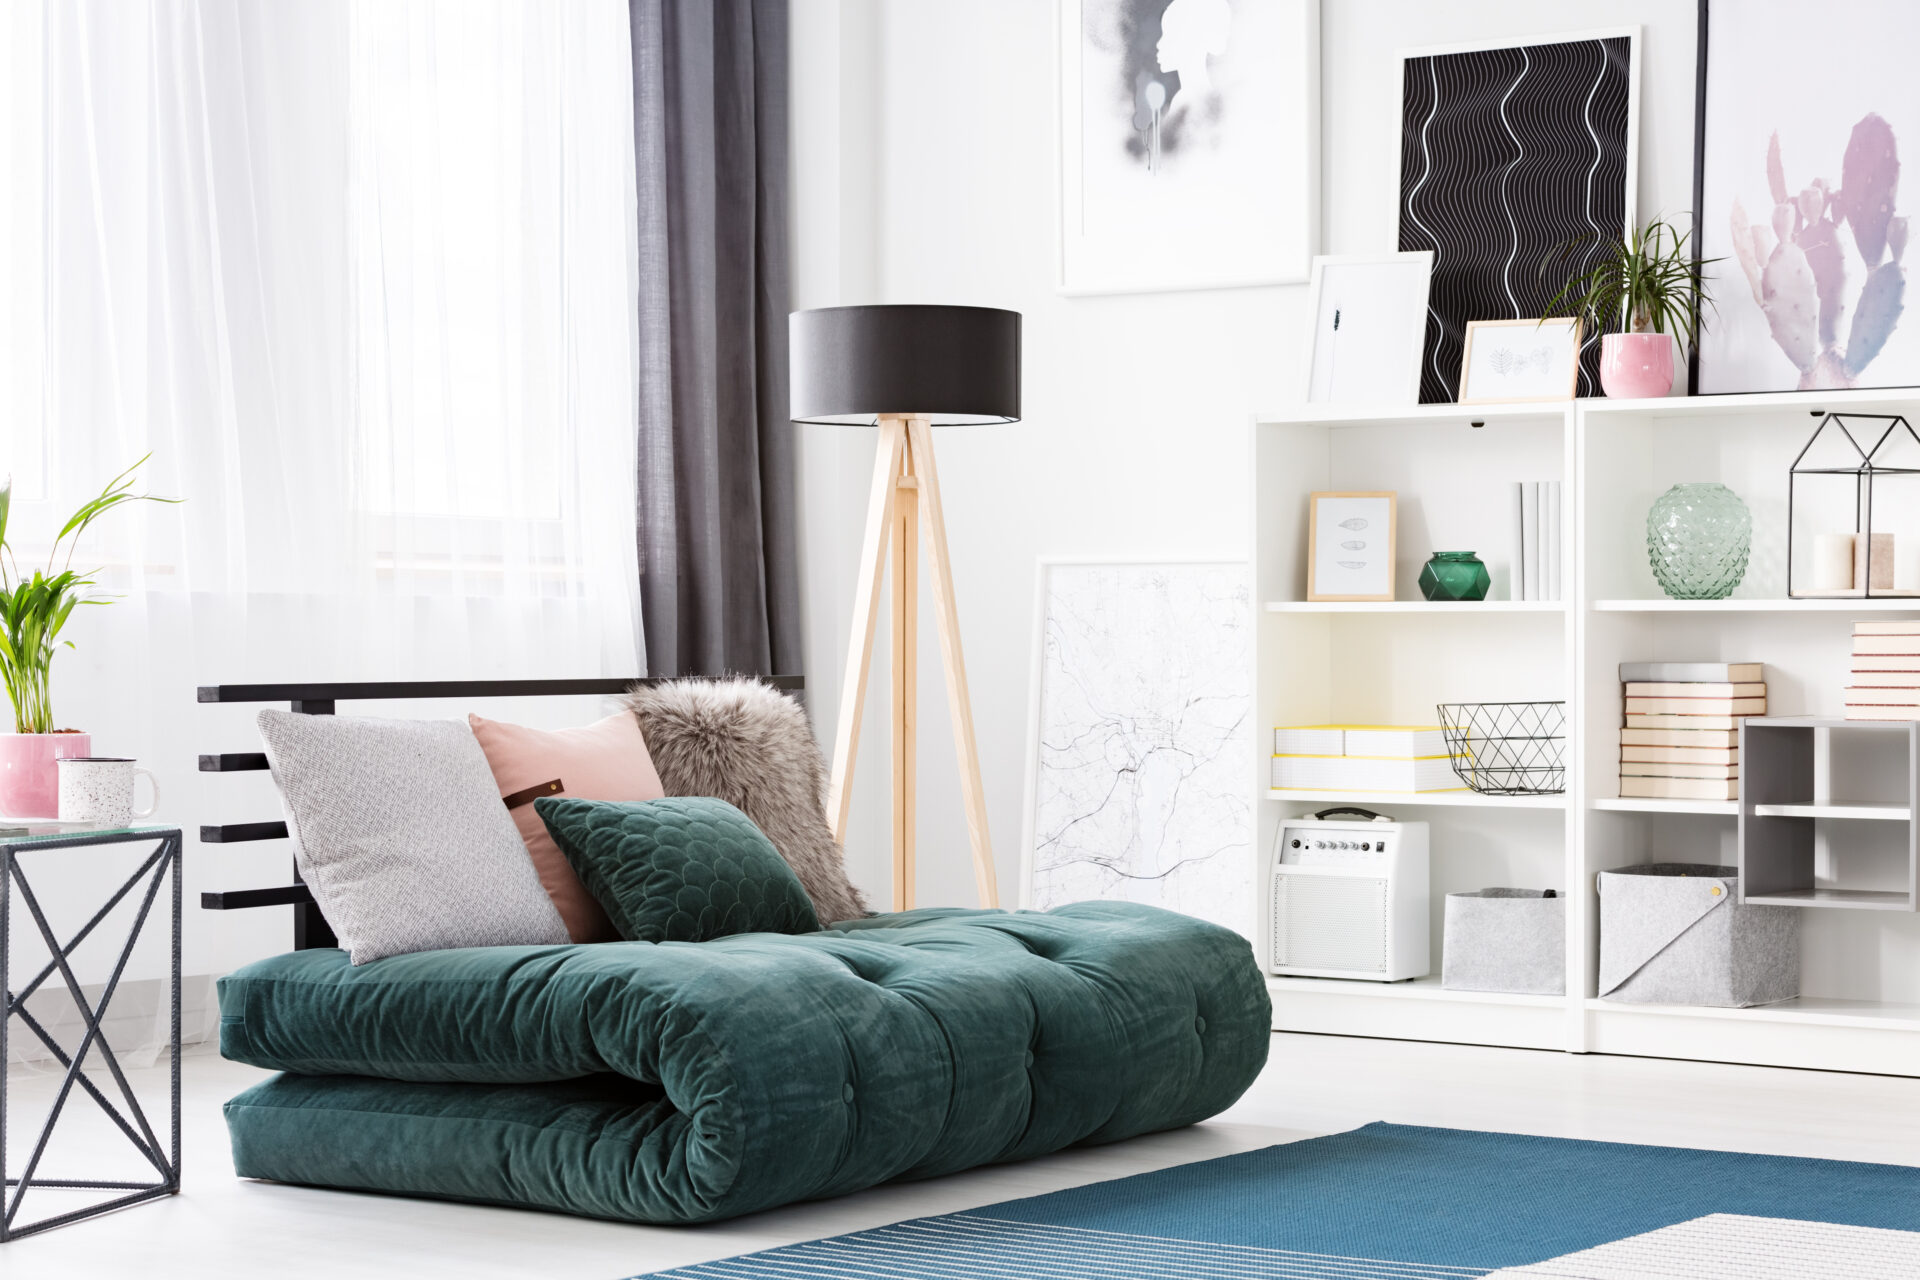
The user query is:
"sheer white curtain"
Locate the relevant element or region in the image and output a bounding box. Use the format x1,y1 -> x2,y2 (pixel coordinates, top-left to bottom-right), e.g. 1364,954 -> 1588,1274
1,0 -> 643,1047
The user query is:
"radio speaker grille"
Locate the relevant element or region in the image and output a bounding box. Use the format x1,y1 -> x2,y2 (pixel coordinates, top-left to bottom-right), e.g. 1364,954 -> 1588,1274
1272,874 -> 1390,974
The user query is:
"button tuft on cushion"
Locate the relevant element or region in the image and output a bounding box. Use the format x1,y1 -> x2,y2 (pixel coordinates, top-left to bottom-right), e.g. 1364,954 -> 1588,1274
841,1083 -> 854,1104
1195,1015 -> 1207,1035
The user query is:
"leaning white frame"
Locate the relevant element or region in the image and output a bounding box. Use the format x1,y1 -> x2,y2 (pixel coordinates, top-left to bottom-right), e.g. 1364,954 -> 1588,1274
1392,27 -> 1641,382
1302,251 -> 1435,404
1055,0 -> 1321,296
1018,557 -> 1251,912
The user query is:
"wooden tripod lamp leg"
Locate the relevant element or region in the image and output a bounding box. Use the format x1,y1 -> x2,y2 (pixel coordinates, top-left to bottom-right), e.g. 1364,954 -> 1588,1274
826,418 -> 906,844
890,438 -> 919,911
906,417 -> 1000,908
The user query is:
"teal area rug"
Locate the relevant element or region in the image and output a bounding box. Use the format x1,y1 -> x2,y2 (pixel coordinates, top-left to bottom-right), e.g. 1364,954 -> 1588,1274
633,1123 -> 1920,1278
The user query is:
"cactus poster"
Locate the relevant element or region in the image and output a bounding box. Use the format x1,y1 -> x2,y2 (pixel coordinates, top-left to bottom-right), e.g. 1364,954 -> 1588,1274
1697,4 -> 1918,393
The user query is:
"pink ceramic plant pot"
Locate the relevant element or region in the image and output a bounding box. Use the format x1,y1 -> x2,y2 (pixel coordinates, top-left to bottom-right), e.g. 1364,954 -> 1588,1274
0,732 -> 92,818
1600,332 -> 1676,398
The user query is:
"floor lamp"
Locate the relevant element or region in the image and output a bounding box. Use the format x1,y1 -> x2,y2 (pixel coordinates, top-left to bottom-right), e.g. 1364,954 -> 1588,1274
790,304 -> 1022,911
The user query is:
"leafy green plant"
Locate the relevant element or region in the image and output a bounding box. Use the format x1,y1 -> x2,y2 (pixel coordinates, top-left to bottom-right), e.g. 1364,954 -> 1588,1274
1541,217 -> 1720,348
0,456 -> 178,734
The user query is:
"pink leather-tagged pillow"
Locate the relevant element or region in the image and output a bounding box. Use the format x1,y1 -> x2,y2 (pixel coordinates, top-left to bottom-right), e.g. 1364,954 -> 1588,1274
468,711 -> 666,943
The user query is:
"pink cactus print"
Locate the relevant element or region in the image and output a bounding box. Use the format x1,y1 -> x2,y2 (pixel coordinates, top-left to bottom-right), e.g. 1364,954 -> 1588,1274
1730,113 -> 1907,389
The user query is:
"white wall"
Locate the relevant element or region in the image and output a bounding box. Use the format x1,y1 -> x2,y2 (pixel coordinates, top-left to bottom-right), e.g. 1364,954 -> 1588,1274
791,0 -> 1702,909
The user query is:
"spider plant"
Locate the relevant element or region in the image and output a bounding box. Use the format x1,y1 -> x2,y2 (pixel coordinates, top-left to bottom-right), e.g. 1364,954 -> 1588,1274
0,456 -> 178,734
1541,217 -> 1719,348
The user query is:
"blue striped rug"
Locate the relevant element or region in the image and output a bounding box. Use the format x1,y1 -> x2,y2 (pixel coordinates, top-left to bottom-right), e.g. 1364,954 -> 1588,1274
633,1123 -> 1920,1279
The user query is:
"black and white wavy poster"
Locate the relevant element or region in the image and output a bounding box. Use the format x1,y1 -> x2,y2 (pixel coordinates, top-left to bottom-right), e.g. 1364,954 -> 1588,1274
1399,35 -> 1636,402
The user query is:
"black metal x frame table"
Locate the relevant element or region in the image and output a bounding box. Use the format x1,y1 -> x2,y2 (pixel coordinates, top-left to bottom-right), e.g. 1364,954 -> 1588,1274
1,826 -> 183,1241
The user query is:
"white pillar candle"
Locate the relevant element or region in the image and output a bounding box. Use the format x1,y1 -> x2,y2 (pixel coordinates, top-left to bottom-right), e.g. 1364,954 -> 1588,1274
1812,532 -> 1856,591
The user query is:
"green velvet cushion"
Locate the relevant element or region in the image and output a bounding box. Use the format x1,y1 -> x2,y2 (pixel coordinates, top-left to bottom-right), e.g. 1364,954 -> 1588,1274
218,902 -> 1272,1224
534,795 -> 821,943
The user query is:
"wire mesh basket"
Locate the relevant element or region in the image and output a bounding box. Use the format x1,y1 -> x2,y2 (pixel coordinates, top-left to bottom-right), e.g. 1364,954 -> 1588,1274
1435,702 -> 1567,795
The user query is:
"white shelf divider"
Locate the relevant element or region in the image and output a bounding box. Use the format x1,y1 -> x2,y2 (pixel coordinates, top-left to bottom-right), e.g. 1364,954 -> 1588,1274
1592,796 -> 1739,817
1751,801 -> 1913,821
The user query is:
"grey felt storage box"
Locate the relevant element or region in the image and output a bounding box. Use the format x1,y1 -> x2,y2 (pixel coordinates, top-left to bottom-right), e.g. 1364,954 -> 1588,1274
1442,889 -> 1565,995
1598,863 -> 1799,1008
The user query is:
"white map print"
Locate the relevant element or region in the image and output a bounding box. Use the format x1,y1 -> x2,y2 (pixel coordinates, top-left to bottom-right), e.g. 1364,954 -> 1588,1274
1026,562 -> 1251,937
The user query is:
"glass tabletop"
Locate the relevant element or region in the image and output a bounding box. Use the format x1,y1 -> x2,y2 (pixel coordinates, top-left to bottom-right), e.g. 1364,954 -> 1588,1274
0,821 -> 179,844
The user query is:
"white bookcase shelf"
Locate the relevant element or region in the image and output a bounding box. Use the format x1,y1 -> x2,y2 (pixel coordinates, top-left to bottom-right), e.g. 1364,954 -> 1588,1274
1591,796 -> 1739,816
1268,788 -> 1564,810
1265,600 -> 1566,614
1593,598 -> 1920,613
1250,390 -> 1920,1078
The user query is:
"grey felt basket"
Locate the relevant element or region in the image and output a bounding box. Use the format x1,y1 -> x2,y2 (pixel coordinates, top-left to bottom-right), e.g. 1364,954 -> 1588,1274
1442,889 -> 1565,996
1598,863 -> 1799,1008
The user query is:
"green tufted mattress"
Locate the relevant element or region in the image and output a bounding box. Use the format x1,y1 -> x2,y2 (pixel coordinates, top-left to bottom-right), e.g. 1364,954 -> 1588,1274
217,902 -> 1271,1224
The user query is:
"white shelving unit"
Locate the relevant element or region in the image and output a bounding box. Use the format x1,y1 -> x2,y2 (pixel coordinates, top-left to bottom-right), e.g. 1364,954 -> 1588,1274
1250,389 -> 1920,1077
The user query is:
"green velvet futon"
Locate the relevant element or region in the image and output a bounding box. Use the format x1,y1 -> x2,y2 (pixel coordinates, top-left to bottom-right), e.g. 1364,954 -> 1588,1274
219,901 -> 1271,1224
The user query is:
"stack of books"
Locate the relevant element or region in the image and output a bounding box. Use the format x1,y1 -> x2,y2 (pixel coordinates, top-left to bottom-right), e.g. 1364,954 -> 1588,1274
1618,661 -> 1765,801
1272,724 -> 1464,794
1848,621 -> 1920,721
1509,480 -> 1563,601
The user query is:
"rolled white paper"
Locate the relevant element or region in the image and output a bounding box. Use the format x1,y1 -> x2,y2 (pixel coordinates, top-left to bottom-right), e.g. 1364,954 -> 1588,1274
1812,532 -> 1855,591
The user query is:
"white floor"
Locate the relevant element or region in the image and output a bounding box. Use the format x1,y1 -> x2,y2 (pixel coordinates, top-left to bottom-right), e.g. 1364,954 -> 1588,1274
7,1035 -> 1920,1279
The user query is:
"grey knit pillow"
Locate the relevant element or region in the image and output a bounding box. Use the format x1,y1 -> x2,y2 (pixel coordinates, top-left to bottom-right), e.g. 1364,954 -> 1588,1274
256,711 -> 569,964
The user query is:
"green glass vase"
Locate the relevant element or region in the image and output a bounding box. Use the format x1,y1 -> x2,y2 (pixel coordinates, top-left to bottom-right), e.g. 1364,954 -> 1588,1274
1646,483 -> 1750,599
1419,551 -> 1491,602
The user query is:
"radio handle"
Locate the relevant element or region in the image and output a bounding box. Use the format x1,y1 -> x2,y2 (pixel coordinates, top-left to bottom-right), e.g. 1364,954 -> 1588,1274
1310,806 -> 1391,823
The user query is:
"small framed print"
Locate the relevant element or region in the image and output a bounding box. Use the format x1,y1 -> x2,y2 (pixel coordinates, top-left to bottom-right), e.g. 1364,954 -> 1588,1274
1304,252 -> 1433,404
1458,317 -> 1584,404
1307,491 -> 1397,602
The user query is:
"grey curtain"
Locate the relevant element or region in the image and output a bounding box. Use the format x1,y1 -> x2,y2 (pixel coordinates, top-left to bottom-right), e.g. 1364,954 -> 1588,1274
630,0 -> 800,677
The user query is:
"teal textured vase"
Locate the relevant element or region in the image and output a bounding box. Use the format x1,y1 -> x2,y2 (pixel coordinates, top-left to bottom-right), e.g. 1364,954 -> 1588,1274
1418,551 -> 1491,602
1646,483 -> 1751,599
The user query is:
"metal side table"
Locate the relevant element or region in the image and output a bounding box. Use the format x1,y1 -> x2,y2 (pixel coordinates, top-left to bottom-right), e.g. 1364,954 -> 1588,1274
1,825 -> 182,1241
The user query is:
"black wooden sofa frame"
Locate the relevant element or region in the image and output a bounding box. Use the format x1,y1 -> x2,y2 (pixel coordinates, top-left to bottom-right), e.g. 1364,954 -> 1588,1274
198,677 -> 803,950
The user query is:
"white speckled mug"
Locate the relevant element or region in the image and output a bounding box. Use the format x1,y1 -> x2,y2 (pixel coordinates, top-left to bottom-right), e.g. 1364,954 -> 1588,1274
57,757 -> 160,828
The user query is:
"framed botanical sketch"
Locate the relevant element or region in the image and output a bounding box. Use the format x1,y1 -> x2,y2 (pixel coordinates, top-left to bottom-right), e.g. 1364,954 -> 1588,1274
1020,560 -> 1251,937
1459,318 -> 1583,404
1397,30 -> 1638,402
1693,1 -> 1920,393
1304,251 -> 1433,404
1057,0 -> 1319,295
1307,491 -> 1397,601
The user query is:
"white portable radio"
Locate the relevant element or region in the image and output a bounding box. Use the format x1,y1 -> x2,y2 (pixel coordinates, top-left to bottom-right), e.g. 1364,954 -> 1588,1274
1269,808 -> 1429,981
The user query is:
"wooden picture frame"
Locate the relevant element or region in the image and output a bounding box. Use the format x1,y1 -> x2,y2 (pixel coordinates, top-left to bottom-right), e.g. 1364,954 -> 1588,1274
1306,491 -> 1397,602
1458,318 -> 1584,404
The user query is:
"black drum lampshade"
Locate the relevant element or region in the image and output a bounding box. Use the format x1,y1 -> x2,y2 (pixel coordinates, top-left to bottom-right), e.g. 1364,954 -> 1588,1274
789,305 -> 1021,426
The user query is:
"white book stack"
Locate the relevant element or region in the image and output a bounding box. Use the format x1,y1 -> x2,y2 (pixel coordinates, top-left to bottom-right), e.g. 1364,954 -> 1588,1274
1617,661 -> 1765,801
1509,480 -> 1562,601
1271,724 -> 1463,793
1848,621 -> 1920,720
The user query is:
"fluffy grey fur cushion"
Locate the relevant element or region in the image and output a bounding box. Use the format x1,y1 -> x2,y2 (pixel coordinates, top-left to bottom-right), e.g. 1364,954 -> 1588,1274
623,677 -> 869,925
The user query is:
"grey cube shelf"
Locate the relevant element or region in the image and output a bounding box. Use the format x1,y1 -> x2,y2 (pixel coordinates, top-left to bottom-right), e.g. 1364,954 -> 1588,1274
1738,717 -> 1919,911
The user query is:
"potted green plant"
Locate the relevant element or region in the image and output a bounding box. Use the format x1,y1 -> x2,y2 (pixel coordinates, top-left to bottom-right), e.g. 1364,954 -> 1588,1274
0,457 -> 176,817
1542,217 -> 1717,398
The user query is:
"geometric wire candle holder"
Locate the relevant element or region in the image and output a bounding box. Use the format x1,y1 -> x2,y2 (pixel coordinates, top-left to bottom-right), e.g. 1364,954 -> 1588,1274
1436,702 -> 1567,795
1788,411 -> 1920,599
